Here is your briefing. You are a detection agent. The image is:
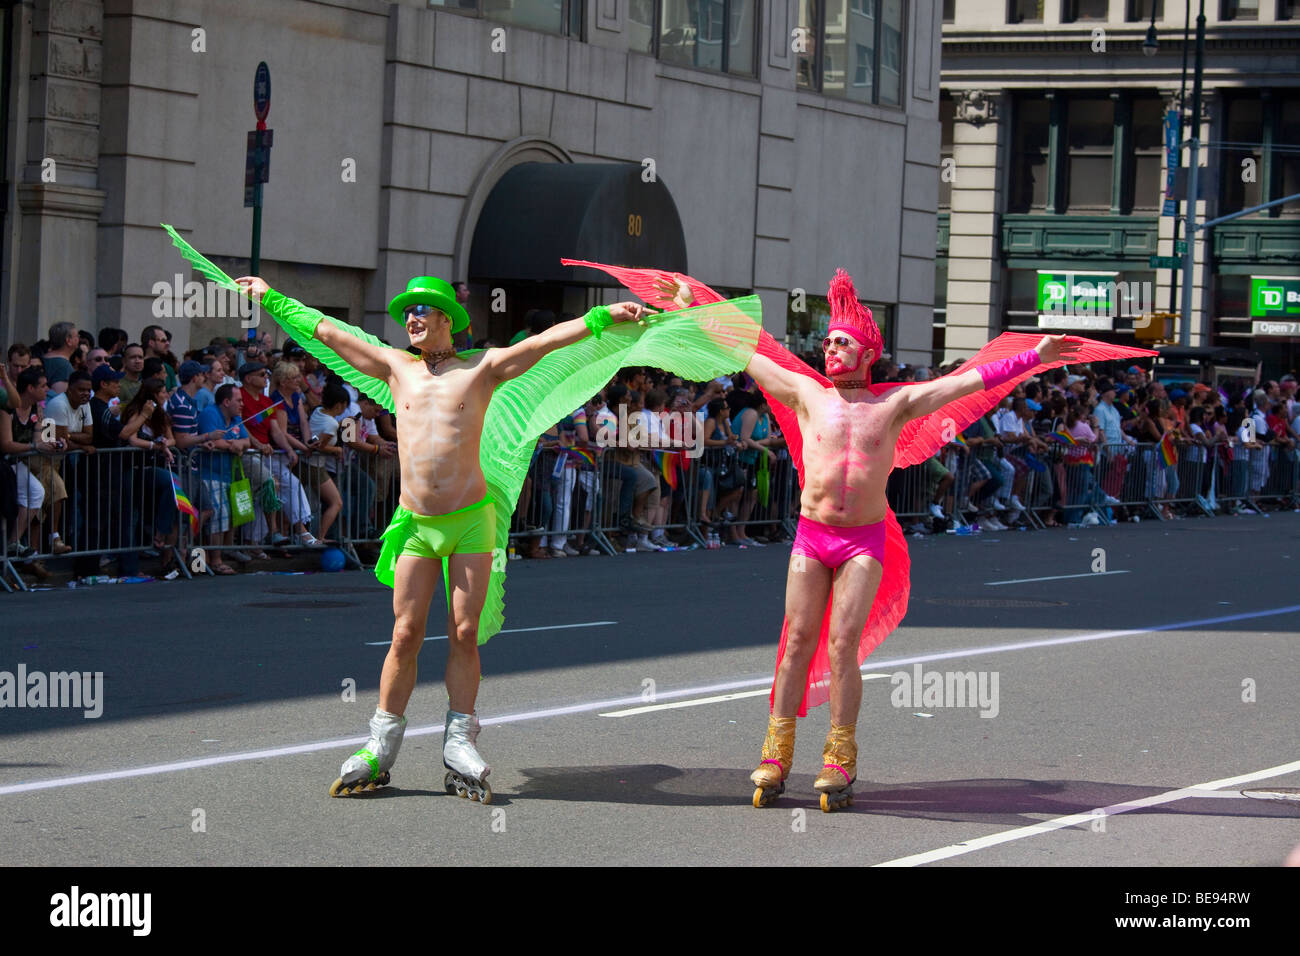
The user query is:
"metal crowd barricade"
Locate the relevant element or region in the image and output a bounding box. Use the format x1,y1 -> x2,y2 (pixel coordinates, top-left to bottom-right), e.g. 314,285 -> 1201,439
502,443 -> 601,556
886,461 -> 935,529
730,448 -> 795,542
335,439 -> 401,567
1,445 -> 190,589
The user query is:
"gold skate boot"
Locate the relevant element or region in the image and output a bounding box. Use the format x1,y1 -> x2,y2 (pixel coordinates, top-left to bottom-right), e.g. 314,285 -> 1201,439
813,723 -> 857,812
750,715 -> 796,808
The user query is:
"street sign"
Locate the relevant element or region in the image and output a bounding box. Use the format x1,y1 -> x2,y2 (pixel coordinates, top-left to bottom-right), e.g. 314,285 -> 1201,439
1162,109 -> 1180,218
1149,255 -> 1182,269
1174,240 -> 1187,254
243,129 -> 273,208
254,62 -> 271,125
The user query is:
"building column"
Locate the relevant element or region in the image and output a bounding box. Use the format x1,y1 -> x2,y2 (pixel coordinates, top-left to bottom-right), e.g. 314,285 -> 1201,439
943,88 -> 1004,362
13,0 -> 107,346
97,0 -> 203,351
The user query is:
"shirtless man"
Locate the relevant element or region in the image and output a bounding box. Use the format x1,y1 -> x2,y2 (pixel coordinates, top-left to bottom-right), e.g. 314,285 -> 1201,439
741,272 -> 1077,810
235,274 -> 646,801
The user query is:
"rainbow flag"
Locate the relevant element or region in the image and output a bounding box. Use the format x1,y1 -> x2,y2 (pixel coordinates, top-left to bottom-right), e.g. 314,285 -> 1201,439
1159,431 -> 1178,467
170,472 -> 199,535
567,447 -> 597,469
239,397 -> 284,428
1055,426 -> 1094,464
951,432 -> 968,447
654,450 -> 679,491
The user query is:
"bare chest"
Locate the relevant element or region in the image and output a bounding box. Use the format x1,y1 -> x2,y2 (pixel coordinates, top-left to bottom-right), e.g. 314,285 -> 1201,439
390,360 -> 488,430
803,396 -> 894,458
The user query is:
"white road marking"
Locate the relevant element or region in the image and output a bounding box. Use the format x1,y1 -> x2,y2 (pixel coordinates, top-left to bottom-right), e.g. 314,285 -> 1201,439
874,759 -> 1300,867
984,570 -> 1130,586
599,674 -> 892,717
364,620 -> 618,645
2,604 -> 1296,798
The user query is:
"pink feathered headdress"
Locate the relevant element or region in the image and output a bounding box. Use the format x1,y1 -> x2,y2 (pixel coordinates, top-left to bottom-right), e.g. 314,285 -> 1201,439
826,269 -> 883,360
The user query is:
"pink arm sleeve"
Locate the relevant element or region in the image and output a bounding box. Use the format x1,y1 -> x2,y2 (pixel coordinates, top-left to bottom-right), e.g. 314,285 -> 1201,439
975,349 -> 1041,390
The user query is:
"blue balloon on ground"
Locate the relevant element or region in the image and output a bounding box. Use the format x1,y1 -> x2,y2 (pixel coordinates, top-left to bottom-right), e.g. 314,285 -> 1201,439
320,547 -> 346,572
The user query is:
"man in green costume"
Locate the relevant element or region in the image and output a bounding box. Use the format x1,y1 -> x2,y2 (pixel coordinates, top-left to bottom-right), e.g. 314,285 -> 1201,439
232,270 -> 761,802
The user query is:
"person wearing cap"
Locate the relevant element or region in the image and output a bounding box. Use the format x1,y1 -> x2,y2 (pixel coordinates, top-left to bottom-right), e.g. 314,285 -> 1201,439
235,271 -> 656,801
235,361 -> 287,560
89,363 -> 128,448
1092,379 -> 1133,513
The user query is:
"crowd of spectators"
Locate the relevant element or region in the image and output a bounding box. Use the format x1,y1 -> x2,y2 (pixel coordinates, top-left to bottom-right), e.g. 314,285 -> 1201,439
3,315 -> 1299,583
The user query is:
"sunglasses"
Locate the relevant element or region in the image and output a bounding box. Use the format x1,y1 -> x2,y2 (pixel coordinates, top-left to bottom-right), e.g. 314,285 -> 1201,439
405,304 -> 437,318
822,335 -> 855,350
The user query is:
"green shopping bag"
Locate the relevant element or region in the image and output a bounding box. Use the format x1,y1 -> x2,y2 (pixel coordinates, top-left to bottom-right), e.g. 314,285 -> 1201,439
756,450 -> 770,509
230,457 -> 255,527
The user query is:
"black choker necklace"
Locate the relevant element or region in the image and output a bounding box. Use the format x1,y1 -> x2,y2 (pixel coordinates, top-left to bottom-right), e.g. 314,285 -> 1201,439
422,347 -> 458,370
833,379 -> 872,389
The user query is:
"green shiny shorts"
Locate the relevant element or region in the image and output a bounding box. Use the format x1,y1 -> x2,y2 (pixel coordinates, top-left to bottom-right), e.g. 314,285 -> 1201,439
375,496 -> 496,589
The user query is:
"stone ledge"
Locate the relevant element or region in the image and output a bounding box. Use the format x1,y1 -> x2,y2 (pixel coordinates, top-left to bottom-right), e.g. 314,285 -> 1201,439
17,183 -> 107,219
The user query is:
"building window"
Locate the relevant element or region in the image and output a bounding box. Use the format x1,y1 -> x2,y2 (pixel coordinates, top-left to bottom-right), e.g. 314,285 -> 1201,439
853,43 -> 871,88
430,0 -> 584,38
798,0 -> 904,106
1008,0 -> 1044,22
1276,95 -> 1300,215
1010,92 -> 1165,215
1221,95 -> 1264,213
939,93 -> 954,209
1281,1 -> 1298,20
1126,0 -> 1164,19
1009,95 -> 1052,213
1129,96 -> 1164,211
1221,0 -> 1260,18
657,0 -> 756,75
943,0 -> 956,21
1064,0 -> 1110,20
1065,97 -> 1115,212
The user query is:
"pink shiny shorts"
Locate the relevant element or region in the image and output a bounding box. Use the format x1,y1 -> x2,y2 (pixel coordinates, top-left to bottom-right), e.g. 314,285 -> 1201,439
791,515 -> 887,570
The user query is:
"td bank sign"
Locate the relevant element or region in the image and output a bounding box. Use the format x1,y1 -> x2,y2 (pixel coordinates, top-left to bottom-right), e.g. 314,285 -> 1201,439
1037,271 -> 1151,331
1250,277 -> 1300,336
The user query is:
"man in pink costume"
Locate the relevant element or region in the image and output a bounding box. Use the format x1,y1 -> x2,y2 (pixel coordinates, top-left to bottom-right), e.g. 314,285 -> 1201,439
559,259 -> 1155,811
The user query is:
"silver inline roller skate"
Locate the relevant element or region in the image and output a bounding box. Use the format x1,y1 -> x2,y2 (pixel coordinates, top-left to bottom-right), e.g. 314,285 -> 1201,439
329,708 -> 406,797
443,709 -> 492,803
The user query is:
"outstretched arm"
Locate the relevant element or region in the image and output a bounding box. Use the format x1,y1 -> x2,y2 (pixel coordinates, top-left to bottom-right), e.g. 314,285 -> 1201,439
745,351 -> 810,412
235,276 -> 394,383
893,335 -> 1078,424
482,301 -> 646,383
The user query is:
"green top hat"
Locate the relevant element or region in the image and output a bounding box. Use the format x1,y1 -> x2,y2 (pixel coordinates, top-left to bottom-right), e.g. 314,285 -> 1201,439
387,276 -> 470,334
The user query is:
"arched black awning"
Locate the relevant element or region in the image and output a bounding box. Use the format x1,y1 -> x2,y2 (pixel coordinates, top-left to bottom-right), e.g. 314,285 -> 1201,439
469,162 -> 688,283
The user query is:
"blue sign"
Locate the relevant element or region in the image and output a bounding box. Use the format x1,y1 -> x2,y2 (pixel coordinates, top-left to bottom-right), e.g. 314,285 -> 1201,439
1162,109 -> 1180,218
254,62 -> 271,123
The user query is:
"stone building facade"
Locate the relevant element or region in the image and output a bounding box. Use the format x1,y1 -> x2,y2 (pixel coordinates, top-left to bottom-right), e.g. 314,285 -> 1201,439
0,0 -> 944,367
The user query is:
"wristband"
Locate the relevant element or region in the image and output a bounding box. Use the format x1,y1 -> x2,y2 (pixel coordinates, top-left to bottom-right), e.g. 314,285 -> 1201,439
583,305 -> 613,339
976,349 -> 1040,390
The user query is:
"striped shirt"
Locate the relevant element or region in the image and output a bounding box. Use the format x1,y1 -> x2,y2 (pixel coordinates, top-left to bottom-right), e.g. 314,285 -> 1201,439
166,388 -> 199,435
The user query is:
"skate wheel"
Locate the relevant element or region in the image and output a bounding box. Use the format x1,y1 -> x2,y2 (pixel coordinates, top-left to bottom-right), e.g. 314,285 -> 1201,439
329,777 -> 346,797
752,787 -> 765,808
820,792 -> 831,813
479,782 -> 493,805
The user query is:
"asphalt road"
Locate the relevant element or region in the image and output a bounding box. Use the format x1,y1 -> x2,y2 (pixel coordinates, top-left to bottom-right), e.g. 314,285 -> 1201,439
1,514 -> 1297,867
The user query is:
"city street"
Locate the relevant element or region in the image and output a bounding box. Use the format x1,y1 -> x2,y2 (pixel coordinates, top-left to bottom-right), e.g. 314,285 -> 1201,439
2,514 -> 1297,866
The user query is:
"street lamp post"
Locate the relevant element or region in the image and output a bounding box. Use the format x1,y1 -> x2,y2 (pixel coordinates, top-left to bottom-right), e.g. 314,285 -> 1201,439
1179,0 -> 1206,347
